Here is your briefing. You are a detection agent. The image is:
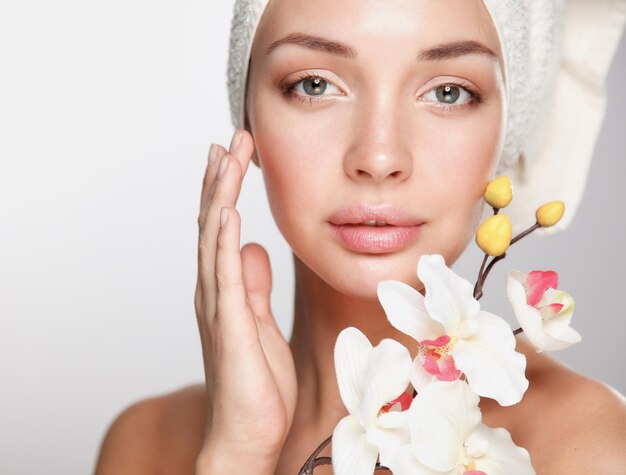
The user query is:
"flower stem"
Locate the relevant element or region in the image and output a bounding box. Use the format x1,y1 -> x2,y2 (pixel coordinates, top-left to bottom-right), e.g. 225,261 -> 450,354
298,435 -> 393,473
473,254 -> 489,299
298,435 -> 332,475
510,222 -> 540,245
473,222 -> 541,300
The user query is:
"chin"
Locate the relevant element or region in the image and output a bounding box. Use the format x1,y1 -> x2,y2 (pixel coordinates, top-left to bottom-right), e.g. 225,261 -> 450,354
288,217 -> 475,299
295,243 -> 430,300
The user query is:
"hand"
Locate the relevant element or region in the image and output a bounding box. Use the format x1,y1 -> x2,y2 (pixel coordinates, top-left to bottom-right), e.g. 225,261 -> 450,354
194,130 -> 297,469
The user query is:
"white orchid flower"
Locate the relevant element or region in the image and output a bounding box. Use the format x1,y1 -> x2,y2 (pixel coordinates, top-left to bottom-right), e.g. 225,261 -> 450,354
506,270 -> 581,352
377,254 -> 528,406
332,327 -> 413,475
388,381 -> 536,475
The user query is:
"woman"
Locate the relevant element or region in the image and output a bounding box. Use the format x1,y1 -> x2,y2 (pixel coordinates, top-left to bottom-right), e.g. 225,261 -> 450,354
95,0 -> 626,473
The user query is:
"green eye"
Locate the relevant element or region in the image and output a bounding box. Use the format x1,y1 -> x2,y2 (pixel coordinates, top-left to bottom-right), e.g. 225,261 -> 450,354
435,84 -> 462,104
302,77 -> 328,96
281,73 -> 342,104
420,81 -> 481,110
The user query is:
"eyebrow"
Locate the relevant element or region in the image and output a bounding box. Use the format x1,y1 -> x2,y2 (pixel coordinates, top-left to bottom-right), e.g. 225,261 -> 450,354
266,33 -> 497,62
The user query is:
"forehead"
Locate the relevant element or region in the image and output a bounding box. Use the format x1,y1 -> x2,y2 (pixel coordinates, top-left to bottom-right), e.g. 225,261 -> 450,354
253,0 -> 502,64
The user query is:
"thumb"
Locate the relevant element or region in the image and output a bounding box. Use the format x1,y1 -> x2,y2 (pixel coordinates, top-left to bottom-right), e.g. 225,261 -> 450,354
241,242 -> 274,323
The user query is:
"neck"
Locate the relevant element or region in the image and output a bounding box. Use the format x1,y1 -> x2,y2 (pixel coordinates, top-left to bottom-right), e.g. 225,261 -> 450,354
287,253 -> 417,441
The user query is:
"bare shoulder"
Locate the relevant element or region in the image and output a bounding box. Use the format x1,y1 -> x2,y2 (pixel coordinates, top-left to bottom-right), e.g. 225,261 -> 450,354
509,352 -> 626,474
540,368 -> 626,473
94,384 -> 208,475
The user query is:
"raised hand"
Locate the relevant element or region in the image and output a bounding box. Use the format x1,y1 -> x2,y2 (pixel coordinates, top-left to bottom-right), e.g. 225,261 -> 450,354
194,130 -> 297,473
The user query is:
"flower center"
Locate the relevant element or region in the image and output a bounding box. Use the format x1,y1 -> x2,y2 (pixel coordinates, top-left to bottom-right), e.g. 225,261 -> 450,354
462,433 -> 489,474
418,335 -> 461,381
378,392 -> 412,416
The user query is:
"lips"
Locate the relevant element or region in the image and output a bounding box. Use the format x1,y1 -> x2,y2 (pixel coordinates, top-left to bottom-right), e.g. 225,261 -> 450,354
328,205 -> 423,227
327,205 -> 425,253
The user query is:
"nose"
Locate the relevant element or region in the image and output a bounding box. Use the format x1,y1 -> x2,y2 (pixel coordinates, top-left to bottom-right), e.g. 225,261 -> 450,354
343,101 -> 413,184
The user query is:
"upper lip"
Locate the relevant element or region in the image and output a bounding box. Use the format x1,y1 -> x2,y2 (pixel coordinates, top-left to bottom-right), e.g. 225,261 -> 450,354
328,205 -> 425,226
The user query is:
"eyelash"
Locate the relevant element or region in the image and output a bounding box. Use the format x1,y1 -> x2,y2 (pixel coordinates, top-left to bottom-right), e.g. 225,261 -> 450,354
280,73 -> 483,111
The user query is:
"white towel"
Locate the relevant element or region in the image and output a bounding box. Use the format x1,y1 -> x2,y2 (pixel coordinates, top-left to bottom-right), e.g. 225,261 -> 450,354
226,0 -> 626,233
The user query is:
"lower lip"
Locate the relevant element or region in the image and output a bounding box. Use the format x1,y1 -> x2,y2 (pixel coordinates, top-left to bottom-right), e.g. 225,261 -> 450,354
329,223 -> 424,254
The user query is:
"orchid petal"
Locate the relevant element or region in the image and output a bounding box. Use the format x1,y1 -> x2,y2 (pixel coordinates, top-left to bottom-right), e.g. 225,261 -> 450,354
410,357 -> 438,392
387,445 -> 453,475
453,311 -> 528,406
378,410 -> 410,430
510,300 -> 550,350
358,338 -> 412,428
537,302 -> 564,319
418,254 -> 480,334
526,270 -> 558,307
543,288 -> 574,324
381,392 -> 413,413
369,413 -> 411,467
471,424 -> 536,474
334,327 -> 372,415
407,381 -> 481,472
422,350 -> 461,381
543,318 -> 582,347
331,415 -> 379,475
377,280 -> 442,341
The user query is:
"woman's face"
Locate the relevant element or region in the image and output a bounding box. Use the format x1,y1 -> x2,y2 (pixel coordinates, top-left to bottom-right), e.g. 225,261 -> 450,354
245,0 -> 506,299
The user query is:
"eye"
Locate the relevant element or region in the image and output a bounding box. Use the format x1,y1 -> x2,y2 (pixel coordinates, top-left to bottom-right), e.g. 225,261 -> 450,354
420,82 -> 482,111
281,73 -> 342,104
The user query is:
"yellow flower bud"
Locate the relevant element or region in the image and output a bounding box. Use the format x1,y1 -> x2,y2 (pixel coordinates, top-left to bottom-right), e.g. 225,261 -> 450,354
476,214 -> 512,256
536,201 -> 565,227
483,176 -> 513,209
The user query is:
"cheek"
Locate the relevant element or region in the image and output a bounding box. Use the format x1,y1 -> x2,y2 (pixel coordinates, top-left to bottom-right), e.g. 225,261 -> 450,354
250,88 -> 344,241
251,112 -> 326,249
413,102 -> 504,262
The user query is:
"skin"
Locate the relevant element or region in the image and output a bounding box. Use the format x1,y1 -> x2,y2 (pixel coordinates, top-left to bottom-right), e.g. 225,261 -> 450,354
94,0 -> 626,473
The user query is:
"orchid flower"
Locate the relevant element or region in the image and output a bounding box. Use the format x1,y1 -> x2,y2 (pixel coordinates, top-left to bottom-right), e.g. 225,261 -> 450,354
377,254 -> 528,406
388,381 -> 535,475
506,270 -> 581,352
332,327 -> 413,475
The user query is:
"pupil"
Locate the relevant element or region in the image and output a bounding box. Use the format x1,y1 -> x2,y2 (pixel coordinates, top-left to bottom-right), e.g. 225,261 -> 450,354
436,84 -> 460,104
303,77 -> 327,95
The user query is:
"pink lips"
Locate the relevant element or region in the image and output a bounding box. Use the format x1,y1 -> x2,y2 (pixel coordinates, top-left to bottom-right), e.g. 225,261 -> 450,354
327,205 -> 425,254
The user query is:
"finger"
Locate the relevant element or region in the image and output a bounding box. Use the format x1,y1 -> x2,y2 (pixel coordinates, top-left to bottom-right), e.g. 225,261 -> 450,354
241,243 -> 273,320
200,143 -> 228,212
228,129 -> 255,177
202,130 -> 251,226
214,207 -> 249,323
197,155 -> 243,296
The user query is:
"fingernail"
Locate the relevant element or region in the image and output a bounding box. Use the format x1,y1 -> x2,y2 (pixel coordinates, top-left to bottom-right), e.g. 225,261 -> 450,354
208,143 -> 217,165
218,156 -> 229,179
229,131 -> 243,154
220,207 -> 229,228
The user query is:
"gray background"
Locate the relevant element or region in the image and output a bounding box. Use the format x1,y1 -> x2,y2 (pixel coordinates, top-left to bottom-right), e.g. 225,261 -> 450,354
0,1 -> 624,473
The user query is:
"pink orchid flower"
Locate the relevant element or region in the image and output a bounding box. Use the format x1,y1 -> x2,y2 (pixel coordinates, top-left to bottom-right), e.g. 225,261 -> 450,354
332,327 -> 413,475
506,270 -> 581,352
377,254 -> 528,407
